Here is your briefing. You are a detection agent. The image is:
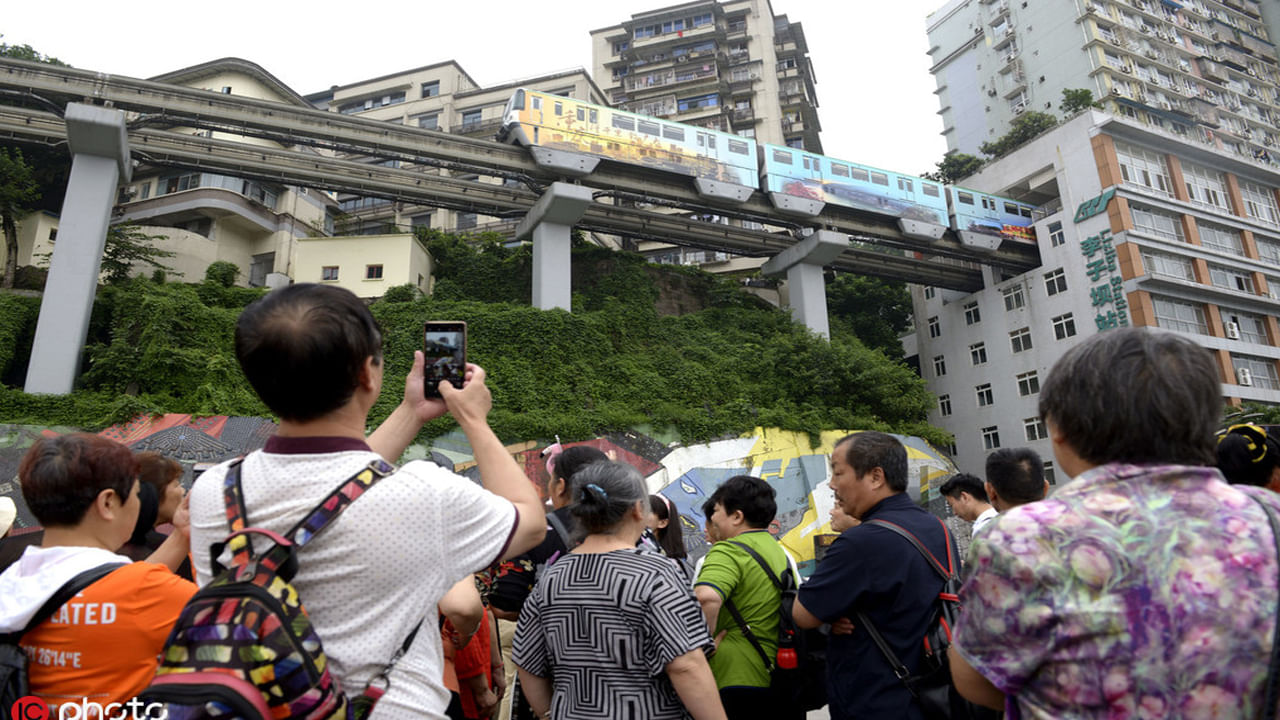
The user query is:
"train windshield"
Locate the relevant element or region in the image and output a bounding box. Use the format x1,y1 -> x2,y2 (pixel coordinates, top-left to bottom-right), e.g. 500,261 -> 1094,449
507,89 -> 525,114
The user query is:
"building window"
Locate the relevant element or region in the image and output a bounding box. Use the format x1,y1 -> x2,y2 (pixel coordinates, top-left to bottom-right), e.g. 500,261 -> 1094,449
1010,327 -> 1034,353
456,211 -> 478,230
1198,223 -> 1245,256
1256,236 -> 1280,265
1052,313 -> 1077,340
976,384 -> 994,407
321,266 -> 339,281
1222,309 -> 1269,345
421,81 -> 440,98
964,302 -> 981,325
1115,140 -> 1173,197
1044,268 -> 1068,296
460,110 -> 483,131
1130,205 -> 1184,242
1002,284 -> 1025,311
982,426 -> 1002,451
416,113 -> 439,130
1044,461 -> 1056,485
1233,355 -> 1280,390
366,264 -> 384,280
939,394 -> 952,417
1208,264 -> 1255,293
677,93 -> 720,112
924,286 -> 936,300
1151,295 -> 1209,335
1017,370 -> 1040,396
933,355 -> 947,377
411,213 -> 433,230
1141,249 -> 1196,281
1240,179 -> 1280,227
970,342 -> 988,366
1048,221 -> 1065,247
928,316 -> 941,338
1024,417 -> 1048,442
1182,159 -> 1231,211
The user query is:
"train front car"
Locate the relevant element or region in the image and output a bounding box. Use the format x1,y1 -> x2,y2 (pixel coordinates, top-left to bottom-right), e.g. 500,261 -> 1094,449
498,88 -> 757,201
761,144 -> 949,237
947,186 -> 1038,251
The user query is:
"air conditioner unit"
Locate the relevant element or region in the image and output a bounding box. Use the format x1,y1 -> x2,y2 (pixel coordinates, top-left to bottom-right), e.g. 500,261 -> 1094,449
1013,103 -> 1027,114
1112,86 -> 1128,97
1211,31 -> 1221,41
1145,49 -> 1159,59
1085,4 -> 1097,13
1248,88 -> 1258,97
677,55 -> 689,63
1005,27 -> 1016,37
1141,26 -> 1153,35
1226,321 -> 1241,340
1161,101 -> 1173,110
1005,52 -> 1018,63
1238,367 -> 1254,386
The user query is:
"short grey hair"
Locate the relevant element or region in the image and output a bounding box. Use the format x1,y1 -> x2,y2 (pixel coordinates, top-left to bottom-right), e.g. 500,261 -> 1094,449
1039,328 -> 1220,466
568,461 -> 647,535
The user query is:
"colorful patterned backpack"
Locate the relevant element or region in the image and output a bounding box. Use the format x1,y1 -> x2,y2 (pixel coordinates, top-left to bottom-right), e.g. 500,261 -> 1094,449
141,458 -> 416,720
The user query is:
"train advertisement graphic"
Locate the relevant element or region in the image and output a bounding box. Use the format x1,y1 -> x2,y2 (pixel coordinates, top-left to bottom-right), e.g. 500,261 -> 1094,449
499,88 -> 758,189
761,144 -> 949,226
947,186 -> 1037,243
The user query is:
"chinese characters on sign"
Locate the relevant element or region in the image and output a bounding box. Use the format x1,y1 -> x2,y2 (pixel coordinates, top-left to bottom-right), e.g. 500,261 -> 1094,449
1082,228 -> 1129,331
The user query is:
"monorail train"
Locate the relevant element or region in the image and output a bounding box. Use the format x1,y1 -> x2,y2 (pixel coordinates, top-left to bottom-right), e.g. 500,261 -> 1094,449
498,88 -> 758,188
498,88 -> 1038,244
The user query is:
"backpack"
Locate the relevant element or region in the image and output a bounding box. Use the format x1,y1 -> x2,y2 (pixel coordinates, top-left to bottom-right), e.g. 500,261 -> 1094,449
722,540 -> 828,712
855,518 -> 999,720
140,458 -> 418,720
1,563 -> 124,713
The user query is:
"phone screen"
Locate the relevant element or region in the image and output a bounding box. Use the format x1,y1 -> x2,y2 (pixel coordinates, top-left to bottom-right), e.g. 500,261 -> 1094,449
423,322 -> 466,398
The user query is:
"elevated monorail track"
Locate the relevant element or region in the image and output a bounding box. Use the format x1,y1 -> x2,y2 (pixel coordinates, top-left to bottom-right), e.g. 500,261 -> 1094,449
0,58 -> 1039,291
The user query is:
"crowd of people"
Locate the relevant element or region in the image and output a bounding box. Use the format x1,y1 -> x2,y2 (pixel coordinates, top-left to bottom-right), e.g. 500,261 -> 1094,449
3,282 -> 1280,720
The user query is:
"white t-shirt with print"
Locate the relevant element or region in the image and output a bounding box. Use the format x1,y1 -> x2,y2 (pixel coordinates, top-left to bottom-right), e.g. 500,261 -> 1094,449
188,439 -> 517,720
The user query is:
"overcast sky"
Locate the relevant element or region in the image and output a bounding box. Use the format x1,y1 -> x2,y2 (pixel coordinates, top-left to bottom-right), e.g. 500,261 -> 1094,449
2,0 -> 951,176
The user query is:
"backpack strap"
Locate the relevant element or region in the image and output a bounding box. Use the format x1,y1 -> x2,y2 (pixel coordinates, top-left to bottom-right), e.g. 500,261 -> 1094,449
866,518 -> 957,581
546,511 -> 573,550
855,609 -> 914,689
719,539 -> 791,674
3,563 -> 125,642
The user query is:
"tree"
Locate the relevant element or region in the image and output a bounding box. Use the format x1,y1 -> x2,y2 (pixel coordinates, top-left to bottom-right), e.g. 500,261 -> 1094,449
825,274 -> 913,360
203,261 -> 240,288
39,222 -> 178,284
1223,402 -> 1280,429
0,37 -> 69,66
978,111 -> 1059,159
1061,88 -> 1102,115
922,153 -> 983,185
0,147 -> 40,288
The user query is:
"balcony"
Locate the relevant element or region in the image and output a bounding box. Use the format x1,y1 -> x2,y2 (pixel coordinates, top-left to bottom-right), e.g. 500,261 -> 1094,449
624,64 -> 719,93
731,107 -> 755,123
622,95 -> 678,117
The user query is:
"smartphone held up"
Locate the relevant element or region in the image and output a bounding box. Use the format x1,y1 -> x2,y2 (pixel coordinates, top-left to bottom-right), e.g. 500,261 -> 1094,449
423,321 -> 467,398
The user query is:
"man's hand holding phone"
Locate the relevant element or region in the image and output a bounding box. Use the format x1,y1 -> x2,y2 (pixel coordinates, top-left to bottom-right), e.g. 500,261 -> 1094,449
438,363 -> 492,429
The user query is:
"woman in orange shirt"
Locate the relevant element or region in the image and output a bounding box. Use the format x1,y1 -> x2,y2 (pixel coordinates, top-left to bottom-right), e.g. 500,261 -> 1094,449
0,434 -> 196,715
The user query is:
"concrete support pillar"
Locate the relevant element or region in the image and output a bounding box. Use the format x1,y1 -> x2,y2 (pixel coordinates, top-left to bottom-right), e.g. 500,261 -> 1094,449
761,230 -> 849,339
25,104 -> 131,395
515,182 -> 594,311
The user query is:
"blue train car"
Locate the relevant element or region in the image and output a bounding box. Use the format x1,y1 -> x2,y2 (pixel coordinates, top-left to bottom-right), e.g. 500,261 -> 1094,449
760,144 -> 949,225
499,88 -> 758,190
947,186 -> 1037,243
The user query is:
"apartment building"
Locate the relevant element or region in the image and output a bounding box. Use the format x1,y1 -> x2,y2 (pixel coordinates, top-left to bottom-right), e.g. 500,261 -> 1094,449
927,0 -> 1280,170
304,66 -> 609,240
590,0 -> 821,153
911,107 -> 1280,476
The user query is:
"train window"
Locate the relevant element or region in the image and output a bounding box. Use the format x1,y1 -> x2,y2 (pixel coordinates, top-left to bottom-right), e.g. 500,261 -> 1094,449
923,183 -> 940,197
532,97 -> 542,110
958,191 -> 975,205
707,135 -> 716,149
850,167 -> 869,182
871,172 -> 889,186
590,110 -> 598,123
983,197 -> 996,210
773,149 -> 793,165
803,156 -> 815,171
1021,206 -> 1033,218
638,120 -> 660,136
727,139 -> 749,155
899,178 -> 913,193
663,126 -> 686,141
832,164 -> 850,177
613,115 -> 635,131
1004,202 -> 1020,215
555,102 -> 563,115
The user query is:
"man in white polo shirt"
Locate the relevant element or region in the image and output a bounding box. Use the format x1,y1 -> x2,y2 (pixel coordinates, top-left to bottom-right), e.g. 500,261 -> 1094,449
188,283 -> 545,720
939,473 -> 998,536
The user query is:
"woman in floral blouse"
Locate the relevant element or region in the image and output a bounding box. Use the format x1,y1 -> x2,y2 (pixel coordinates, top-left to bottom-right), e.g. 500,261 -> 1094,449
950,328 -> 1280,719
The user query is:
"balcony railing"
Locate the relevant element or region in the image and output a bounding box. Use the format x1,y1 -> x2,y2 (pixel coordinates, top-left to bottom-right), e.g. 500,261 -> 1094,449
624,64 -> 719,92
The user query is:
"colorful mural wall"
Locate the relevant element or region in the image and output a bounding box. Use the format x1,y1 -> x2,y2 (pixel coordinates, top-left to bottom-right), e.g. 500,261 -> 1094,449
1,418 -> 957,576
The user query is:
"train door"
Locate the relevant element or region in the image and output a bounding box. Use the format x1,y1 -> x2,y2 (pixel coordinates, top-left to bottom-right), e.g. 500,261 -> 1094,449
530,95 -> 545,145
800,154 -> 822,184
696,131 -> 716,159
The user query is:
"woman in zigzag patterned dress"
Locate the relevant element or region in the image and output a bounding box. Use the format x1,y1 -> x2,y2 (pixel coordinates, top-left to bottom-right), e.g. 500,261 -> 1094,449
512,461 -> 727,720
